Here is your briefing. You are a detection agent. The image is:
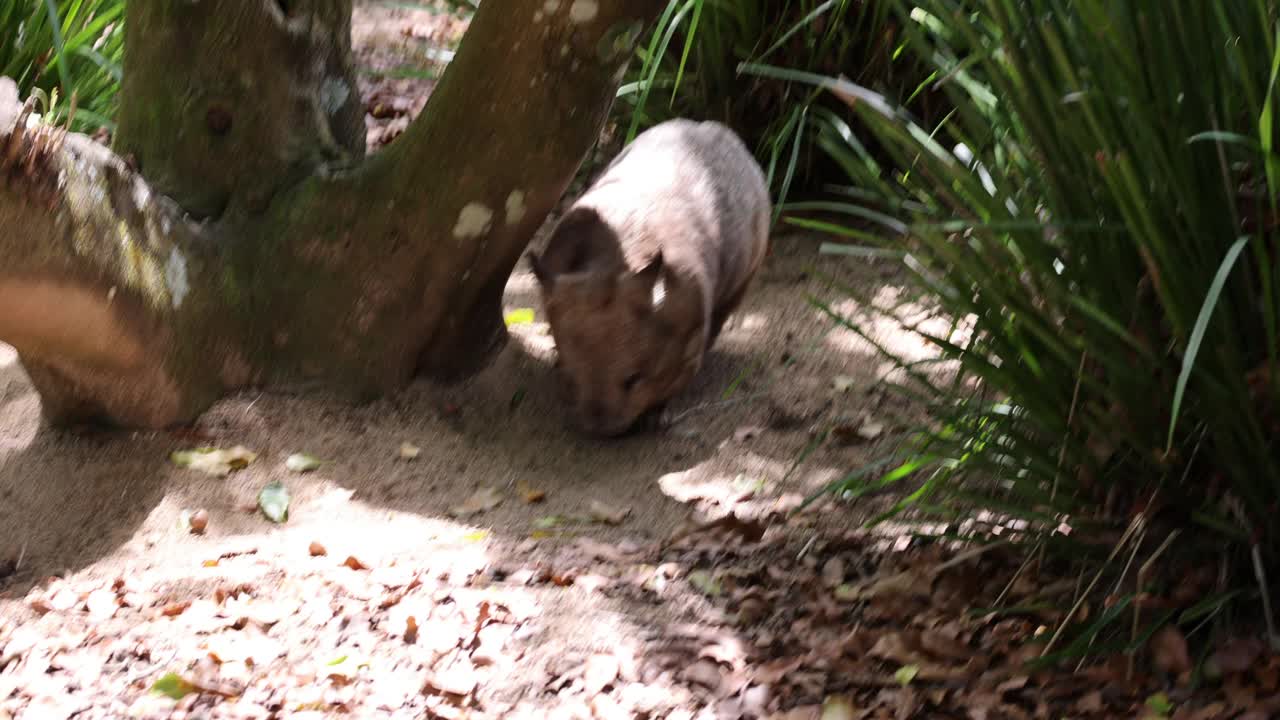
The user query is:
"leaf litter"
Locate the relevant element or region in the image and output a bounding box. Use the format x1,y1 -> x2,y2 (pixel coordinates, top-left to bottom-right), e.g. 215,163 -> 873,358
3,510 -> 1277,718
170,445 -> 258,477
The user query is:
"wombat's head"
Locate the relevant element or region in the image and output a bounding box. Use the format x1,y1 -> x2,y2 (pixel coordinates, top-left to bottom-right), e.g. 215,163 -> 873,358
528,208 -> 704,437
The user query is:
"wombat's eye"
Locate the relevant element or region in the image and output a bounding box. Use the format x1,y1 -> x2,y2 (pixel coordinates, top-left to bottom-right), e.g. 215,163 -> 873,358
622,372 -> 643,392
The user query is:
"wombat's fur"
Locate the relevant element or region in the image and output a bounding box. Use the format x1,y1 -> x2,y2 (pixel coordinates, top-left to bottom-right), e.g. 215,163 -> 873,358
528,119 -> 770,437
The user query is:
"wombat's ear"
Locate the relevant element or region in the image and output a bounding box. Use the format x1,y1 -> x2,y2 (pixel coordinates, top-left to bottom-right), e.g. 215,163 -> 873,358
528,250 -> 554,290
542,206 -> 624,277
635,250 -> 664,287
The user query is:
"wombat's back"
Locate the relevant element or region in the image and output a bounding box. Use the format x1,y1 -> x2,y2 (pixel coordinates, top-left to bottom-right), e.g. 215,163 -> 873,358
575,120 -> 771,329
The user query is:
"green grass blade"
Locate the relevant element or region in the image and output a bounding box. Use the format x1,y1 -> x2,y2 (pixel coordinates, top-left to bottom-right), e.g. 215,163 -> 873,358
1166,236 -> 1251,451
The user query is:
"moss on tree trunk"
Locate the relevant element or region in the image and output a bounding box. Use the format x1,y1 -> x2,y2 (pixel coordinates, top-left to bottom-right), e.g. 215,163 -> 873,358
0,0 -> 662,429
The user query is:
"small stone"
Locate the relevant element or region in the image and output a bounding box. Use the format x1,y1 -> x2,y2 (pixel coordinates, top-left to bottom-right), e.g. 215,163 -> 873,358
189,509 -> 209,534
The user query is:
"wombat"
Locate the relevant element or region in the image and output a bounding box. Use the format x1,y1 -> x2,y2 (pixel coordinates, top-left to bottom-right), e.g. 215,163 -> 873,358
527,119 -> 771,437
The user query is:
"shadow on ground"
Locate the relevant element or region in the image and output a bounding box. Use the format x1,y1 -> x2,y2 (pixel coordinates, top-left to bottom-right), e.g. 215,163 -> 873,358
0,232 -> 944,715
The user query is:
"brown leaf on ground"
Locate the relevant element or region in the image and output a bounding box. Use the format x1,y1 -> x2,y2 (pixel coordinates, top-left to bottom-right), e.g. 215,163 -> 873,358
920,623 -> 971,662
1150,625 -> 1192,676
573,537 -> 631,564
680,658 -> 724,693
448,487 -> 503,518
840,567 -> 934,603
1074,690 -> 1104,713
820,694 -> 856,720
664,512 -> 768,548
1210,637 -> 1266,676
517,480 -> 546,504
588,500 -> 631,526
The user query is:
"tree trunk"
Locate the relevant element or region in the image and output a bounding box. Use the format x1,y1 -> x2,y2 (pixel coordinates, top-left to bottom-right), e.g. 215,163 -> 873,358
0,0 -> 661,429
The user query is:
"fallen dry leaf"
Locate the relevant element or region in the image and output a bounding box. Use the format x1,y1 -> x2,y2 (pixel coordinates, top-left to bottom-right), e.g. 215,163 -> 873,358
573,537 -> 629,564
517,480 -> 546,504
838,567 -> 934,602
664,512 -> 768,548
448,487 -> 503,518
342,555 -> 370,571
679,658 -> 723,692
1209,636 -> 1266,676
1150,625 -> 1192,676
1075,690 -> 1104,713
821,694 -> 856,720
857,419 -> 884,441
821,557 -> 846,587
398,442 -> 421,460
589,500 -> 630,525
687,570 -> 723,597
285,452 -> 323,472
919,626 -> 970,661
170,445 -> 257,477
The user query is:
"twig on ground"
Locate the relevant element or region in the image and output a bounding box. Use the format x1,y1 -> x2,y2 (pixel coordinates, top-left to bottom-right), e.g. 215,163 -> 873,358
1126,529 -> 1180,682
1042,508 -> 1148,660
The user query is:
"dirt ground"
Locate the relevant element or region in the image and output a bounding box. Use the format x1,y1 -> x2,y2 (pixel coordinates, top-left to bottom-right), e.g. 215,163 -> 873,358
2,3 -> 1276,719
0,220 -> 941,717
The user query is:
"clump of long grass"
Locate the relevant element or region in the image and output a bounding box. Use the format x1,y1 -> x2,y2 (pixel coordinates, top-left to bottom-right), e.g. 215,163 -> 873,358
0,0 -> 124,133
619,0 -> 939,208
748,0 -> 1280,661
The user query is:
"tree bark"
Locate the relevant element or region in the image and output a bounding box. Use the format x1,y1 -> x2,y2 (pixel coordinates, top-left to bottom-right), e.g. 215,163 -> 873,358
0,0 -> 661,429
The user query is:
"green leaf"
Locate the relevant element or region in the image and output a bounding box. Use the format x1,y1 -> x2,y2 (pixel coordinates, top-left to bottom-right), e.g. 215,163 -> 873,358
258,481 -> 290,523
686,569 -> 722,597
894,664 -> 919,686
1145,692 -> 1174,716
1167,236 -> 1250,451
150,672 -> 196,700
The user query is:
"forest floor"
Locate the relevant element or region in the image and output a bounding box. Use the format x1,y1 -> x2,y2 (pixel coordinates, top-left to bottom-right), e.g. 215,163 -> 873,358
0,2 -> 1276,719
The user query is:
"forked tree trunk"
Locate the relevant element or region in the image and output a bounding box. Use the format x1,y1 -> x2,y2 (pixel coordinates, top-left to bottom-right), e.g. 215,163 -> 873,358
0,0 -> 661,428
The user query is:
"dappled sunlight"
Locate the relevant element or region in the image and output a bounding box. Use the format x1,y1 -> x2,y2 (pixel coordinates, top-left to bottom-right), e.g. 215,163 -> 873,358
818,292 -> 969,387
504,319 -> 557,359
658,451 -> 793,505
656,448 -> 849,518
718,311 -> 770,346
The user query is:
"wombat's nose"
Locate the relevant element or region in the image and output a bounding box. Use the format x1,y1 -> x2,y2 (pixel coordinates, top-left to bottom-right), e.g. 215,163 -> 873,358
586,403 -> 607,427
575,403 -> 615,435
